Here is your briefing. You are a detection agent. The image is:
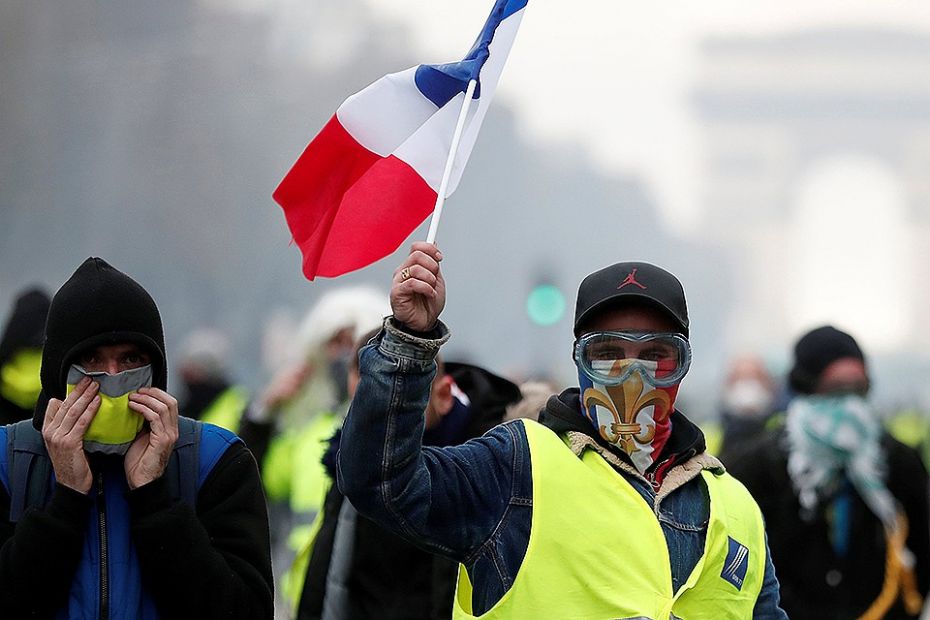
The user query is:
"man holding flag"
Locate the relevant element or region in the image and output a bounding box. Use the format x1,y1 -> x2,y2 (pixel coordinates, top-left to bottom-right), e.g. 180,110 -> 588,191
276,1 -> 787,614
337,242 -> 788,618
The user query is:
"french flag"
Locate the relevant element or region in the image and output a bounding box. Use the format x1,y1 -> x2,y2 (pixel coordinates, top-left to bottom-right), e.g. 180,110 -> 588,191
273,0 -> 528,280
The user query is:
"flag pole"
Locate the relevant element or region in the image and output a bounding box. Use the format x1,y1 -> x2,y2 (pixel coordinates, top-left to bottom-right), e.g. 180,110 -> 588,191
426,79 -> 478,245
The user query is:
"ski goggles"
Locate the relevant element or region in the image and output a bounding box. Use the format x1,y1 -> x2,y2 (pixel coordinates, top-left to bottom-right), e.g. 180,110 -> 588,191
573,331 -> 691,387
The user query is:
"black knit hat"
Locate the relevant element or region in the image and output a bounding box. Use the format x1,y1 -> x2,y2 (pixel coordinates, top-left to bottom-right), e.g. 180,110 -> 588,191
573,261 -> 689,337
33,258 -> 166,430
788,325 -> 865,395
0,288 -> 51,367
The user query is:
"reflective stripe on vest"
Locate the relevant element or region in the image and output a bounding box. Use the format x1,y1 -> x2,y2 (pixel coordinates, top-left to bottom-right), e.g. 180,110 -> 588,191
453,419 -> 766,620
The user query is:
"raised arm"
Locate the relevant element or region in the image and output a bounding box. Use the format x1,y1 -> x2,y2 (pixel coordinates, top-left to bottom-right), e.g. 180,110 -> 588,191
337,243 -> 521,561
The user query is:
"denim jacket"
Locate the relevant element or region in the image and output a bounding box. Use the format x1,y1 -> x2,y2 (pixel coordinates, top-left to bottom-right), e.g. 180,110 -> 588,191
338,319 -> 788,618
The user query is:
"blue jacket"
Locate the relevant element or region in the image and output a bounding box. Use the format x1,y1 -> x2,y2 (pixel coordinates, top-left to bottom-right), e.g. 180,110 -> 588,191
0,420 -> 274,619
338,319 -> 788,618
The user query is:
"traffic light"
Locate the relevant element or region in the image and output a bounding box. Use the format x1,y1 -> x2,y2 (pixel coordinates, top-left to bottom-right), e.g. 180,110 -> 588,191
526,284 -> 566,326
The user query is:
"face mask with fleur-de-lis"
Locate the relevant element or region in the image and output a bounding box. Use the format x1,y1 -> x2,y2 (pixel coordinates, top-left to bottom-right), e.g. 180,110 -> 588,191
578,359 -> 680,474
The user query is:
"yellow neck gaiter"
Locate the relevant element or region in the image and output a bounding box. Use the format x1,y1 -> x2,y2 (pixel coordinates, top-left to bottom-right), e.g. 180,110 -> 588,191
0,348 -> 43,410
66,364 -> 153,455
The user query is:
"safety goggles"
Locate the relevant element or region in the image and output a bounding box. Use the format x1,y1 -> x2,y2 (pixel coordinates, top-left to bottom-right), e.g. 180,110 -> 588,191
573,331 -> 691,387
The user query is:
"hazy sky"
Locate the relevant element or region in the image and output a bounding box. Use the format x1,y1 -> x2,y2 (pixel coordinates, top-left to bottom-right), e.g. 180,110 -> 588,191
363,1 -> 930,233
202,0 -> 930,363
7,0 -> 930,405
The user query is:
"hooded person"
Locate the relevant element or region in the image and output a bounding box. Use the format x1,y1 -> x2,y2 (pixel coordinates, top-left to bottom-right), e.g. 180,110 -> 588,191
0,257 -> 273,619
0,288 -> 51,426
726,325 -> 930,620
336,242 -> 788,619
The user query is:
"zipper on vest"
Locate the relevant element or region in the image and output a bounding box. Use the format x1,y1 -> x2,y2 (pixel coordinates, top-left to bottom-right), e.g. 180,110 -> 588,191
96,471 -> 109,620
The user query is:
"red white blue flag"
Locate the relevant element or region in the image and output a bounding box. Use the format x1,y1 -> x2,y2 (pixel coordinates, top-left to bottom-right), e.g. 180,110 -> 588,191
273,0 -> 528,280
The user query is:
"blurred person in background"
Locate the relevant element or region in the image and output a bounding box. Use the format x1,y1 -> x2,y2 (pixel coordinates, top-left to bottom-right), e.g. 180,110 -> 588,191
176,327 -> 248,434
885,407 -> 930,472
240,287 -> 389,467
0,258 -> 272,618
502,379 -> 558,423
237,286 -> 389,610
712,354 -> 779,460
292,337 -> 522,619
727,325 -> 930,620
0,288 -> 51,426
338,243 -> 787,619
701,354 -> 778,458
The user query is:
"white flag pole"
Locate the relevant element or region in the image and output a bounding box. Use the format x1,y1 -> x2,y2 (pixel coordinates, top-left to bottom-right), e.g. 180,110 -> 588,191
425,78 -> 478,245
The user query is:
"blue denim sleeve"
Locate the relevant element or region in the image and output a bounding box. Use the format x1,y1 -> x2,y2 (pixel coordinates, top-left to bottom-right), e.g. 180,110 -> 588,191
753,533 -> 789,619
337,318 -> 519,562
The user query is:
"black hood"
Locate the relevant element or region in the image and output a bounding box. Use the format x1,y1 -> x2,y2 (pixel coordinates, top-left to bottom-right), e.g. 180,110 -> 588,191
0,287 -> 51,367
34,258 -> 166,430
538,388 -> 706,468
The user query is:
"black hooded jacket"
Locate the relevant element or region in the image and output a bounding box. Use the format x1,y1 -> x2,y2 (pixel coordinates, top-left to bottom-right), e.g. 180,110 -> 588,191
0,258 -> 273,618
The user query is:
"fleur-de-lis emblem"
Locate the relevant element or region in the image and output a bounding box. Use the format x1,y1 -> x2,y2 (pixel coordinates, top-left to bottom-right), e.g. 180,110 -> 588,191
582,361 -> 671,454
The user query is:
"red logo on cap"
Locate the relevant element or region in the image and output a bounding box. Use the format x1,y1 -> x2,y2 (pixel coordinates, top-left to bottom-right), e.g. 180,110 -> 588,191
618,269 -> 647,290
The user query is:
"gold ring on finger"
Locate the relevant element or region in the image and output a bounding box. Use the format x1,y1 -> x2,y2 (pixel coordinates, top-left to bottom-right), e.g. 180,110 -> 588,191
401,267 -> 411,281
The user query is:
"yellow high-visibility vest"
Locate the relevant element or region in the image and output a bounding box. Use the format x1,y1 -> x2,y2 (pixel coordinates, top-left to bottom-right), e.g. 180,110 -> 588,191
262,411 -> 341,516
199,386 -> 249,434
454,419 -> 766,619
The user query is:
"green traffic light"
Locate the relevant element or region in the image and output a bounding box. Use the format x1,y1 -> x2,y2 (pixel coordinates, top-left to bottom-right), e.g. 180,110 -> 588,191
526,284 -> 566,326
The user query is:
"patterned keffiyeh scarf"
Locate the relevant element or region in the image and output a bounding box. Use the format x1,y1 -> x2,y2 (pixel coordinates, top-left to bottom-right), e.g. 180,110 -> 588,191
785,394 -> 898,531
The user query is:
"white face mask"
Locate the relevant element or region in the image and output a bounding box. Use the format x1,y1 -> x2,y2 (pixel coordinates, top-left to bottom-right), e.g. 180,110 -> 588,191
723,379 -> 774,419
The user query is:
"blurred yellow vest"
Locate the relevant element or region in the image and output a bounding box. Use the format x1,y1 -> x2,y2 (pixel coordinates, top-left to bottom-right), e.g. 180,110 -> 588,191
199,386 -> 248,434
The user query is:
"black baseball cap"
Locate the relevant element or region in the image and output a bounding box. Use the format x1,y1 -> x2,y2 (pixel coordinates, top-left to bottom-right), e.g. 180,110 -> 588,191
573,261 -> 689,337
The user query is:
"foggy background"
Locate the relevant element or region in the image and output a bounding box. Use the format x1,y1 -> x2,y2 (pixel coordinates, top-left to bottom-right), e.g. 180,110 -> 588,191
3,0 -> 930,421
